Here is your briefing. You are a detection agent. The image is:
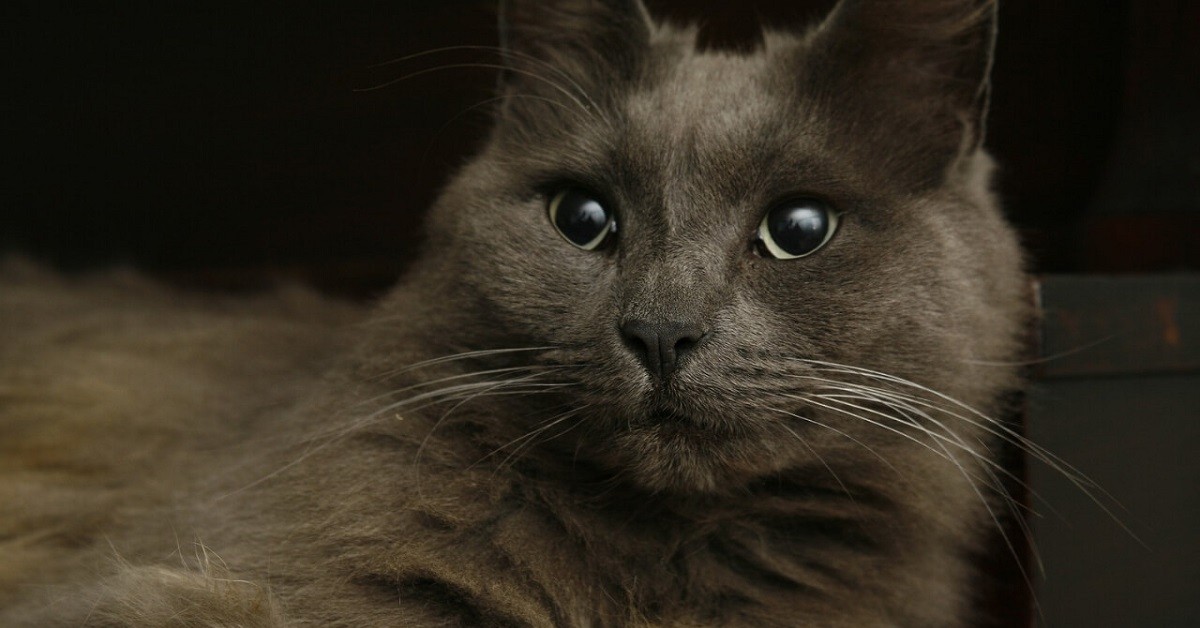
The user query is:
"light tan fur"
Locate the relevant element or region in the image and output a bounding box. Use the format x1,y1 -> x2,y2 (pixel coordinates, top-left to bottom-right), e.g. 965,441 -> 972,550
0,259 -> 358,624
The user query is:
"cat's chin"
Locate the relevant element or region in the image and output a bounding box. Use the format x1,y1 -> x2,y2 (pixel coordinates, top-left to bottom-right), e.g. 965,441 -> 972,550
607,417 -> 776,494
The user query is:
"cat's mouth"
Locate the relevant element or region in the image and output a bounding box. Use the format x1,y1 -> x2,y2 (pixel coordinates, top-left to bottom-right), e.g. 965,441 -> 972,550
633,407 -> 737,442
606,403 -> 768,493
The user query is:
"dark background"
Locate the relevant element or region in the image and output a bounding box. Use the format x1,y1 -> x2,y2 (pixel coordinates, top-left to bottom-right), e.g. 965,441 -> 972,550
3,1 -> 1197,297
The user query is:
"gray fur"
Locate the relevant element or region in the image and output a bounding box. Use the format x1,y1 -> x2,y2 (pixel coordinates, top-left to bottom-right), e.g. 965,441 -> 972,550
1,0 -> 1029,625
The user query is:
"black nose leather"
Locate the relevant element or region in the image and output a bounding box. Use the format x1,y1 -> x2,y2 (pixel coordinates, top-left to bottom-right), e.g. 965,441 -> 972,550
621,320 -> 705,380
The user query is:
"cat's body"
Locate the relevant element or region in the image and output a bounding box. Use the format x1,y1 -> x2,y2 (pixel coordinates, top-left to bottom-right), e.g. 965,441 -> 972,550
1,1 -> 1030,626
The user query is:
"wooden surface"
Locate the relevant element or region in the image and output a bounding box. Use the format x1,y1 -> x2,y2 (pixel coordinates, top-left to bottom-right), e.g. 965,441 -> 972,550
1037,275 -> 1199,378
1030,274 -> 1199,627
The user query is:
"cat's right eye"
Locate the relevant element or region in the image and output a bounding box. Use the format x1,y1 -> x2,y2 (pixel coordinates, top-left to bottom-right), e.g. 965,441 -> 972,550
547,188 -> 615,251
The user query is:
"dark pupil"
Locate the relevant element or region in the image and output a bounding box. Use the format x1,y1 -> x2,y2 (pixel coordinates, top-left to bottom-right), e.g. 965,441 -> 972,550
556,191 -> 609,246
768,204 -> 828,256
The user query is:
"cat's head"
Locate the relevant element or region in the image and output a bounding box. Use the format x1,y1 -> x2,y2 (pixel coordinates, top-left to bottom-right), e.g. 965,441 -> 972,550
406,0 -> 1027,493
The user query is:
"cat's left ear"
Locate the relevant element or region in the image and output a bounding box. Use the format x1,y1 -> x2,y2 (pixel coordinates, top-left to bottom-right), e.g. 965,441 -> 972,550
497,0 -> 654,98
805,0 -> 998,185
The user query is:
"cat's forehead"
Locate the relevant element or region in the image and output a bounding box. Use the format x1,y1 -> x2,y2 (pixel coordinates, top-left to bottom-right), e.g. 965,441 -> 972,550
626,51 -> 778,142
610,45 -> 833,207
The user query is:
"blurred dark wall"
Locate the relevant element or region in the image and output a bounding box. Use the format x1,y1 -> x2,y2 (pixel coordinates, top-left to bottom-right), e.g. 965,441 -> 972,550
2,1 -> 1196,295
2,1 -> 496,294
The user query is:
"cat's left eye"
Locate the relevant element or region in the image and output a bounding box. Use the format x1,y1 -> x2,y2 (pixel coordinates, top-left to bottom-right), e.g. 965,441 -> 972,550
548,188 -> 615,251
755,199 -> 839,260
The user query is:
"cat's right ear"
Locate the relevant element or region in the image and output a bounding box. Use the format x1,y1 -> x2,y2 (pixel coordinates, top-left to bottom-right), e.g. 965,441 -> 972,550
496,0 -> 654,103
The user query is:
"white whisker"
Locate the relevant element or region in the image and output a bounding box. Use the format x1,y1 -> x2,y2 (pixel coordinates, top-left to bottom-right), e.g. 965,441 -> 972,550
479,405 -> 592,473
775,422 -> 858,506
813,391 -> 1046,575
763,405 -> 902,477
221,371 -> 571,499
364,44 -> 605,117
357,363 -> 576,407
791,359 -> 1140,543
364,345 -> 559,381
355,62 -> 603,130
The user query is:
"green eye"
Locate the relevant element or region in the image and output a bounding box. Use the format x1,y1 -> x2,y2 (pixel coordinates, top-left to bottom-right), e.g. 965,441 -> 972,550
548,189 -> 615,251
755,199 -> 839,259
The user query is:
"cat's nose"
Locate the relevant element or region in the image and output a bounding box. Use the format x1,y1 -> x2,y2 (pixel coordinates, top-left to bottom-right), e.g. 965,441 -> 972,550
620,320 -> 706,380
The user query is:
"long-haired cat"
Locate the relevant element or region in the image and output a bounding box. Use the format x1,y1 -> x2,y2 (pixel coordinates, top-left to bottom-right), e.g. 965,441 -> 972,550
0,0 -> 1032,625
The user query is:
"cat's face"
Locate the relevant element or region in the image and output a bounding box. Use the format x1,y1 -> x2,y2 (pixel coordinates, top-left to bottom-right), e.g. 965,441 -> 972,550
414,0 -> 1026,492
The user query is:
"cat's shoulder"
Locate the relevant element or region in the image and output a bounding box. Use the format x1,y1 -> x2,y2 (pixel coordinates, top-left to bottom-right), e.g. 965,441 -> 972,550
0,256 -> 367,434
0,257 -> 366,613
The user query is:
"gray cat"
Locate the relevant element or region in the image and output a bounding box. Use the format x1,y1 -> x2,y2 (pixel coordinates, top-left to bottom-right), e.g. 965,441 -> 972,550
0,0 -> 1033,625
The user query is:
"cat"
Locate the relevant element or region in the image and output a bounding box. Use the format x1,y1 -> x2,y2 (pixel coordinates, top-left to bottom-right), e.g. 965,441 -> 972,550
0,0 -> 1032,625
